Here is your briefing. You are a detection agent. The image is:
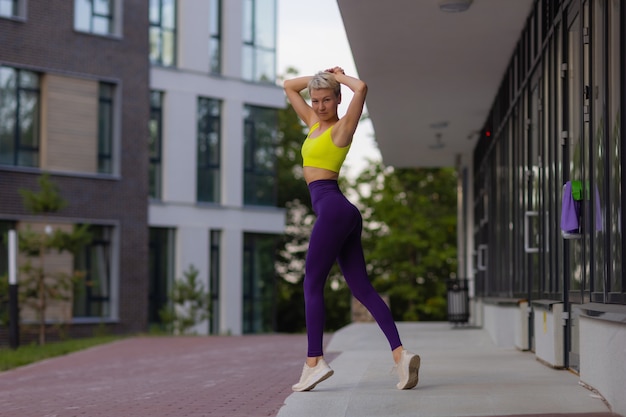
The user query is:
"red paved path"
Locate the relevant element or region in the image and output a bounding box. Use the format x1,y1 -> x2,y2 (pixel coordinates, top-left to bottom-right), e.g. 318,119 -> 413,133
0,334 -> 621,417
0,335 -> 312,417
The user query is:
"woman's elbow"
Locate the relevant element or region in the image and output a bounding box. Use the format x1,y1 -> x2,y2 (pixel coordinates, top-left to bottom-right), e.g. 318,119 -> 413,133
356,81 -> 368,95
283,79 -> 299,93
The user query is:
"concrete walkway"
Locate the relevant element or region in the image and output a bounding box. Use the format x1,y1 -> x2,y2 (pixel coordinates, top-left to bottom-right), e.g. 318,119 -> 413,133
0,322 -> 621,417
278,322 -> 619,417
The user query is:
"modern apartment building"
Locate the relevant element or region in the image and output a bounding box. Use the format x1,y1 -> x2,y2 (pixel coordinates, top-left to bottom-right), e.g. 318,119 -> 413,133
147,0 -> 285,335
1,0 -> 284,341
0,0 -> 151,338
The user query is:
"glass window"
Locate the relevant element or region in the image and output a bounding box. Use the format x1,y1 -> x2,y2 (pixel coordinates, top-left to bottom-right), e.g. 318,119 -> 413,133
0,221 -> 16,278
0,0 -> 17,18
0,223 -> 14,327
242,233 -> 276,333
149,91 -> 163,199
209,0 -> 222,74
150,0 -> 177,67
607,0 -> 622,298
242,0 -> 276,82
243,105 -> 278,206
591,1 -> 607,297
74,0 -> 114,35
148,227 -> 175,327
209,230 -> 221,334
73,225 -> 113,318
98,82 -> 114,174
0,66 -> 40,168
197,97 -> 221,203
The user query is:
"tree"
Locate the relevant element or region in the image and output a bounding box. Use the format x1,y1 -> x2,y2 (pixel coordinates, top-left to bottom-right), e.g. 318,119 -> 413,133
159,264 -> 211,335
17,174 -> 92,345
349,162 -> 458,321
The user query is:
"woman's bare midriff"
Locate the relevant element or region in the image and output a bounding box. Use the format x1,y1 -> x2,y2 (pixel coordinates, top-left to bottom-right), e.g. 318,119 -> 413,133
304,166 -> 339,185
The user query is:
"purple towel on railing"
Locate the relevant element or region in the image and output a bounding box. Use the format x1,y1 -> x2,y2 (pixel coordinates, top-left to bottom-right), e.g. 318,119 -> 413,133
561,181 -> 580,237
560,181 -> 603,237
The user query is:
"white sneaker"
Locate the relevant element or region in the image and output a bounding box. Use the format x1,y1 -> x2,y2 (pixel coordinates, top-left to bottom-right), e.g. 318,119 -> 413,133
291,358 -> 334,392
395,350 -> 420,390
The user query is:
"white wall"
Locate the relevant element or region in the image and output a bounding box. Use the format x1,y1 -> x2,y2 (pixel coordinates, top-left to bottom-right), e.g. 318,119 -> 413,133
148,0 -> 286,336
219,228 -> 243,335
483,303 -> 517,348
177,0 -> 210,72
579,317 -> 626,417
533,303 -> 564,368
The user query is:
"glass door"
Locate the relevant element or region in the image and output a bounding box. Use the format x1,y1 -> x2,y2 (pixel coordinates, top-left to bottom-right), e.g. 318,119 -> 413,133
525,69 -> 544,351
564,0 -> 590,372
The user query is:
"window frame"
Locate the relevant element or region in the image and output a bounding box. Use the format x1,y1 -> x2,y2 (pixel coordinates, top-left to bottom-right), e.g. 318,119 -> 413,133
209,0 -> 222,74
0,66 -> 40,168
209,229 -> 221,334
242,232 -> 276,334
149,0 -> 177,67
196,97 -> 222,203
0,0 -> 25,20
74,0 -> 122,37
97,82 -> 114,175
241,0 -> 277,83
149,90 -> 164,200
73,224 -> 119,321
243,104 -> 278,206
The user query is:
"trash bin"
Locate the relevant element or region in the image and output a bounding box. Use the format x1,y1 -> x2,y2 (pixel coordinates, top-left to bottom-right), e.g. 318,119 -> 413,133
447,278 -> 469,324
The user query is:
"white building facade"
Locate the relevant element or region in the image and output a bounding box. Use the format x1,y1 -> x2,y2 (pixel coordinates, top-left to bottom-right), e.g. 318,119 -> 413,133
148,0 -> 285,335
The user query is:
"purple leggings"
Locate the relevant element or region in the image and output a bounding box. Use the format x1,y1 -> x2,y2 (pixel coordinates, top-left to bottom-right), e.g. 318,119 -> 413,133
305,179 -> 402,357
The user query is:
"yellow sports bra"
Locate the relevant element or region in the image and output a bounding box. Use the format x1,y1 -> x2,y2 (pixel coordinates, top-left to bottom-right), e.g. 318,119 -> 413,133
301,123 -> 350,173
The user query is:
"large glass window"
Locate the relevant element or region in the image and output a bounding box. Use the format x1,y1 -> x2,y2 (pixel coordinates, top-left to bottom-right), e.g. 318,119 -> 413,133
242,233 -> 276,333
197,97 -> 221,203
242,0 -> 276,82
149,91 -> 163,200
591,0 -> 607,298
148,227 -> 175,327
74,0 -> 114,36
0,222 -> 16,326
0,221 -> 16,278
243,105 -> 278,206
0,0 -> 17,18
209,230 -> 221,334
607,0 -> 622,298
473,0 -> 625,308
98,82 -> 114,174
0,66 -> 40,168
149,0 -> 177,67
567,10 -> 585,301
73,225 -> 113,318
209,0 -> 222,74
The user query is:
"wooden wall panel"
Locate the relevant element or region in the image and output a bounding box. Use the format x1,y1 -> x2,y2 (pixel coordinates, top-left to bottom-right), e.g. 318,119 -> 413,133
41,74 -> 98,173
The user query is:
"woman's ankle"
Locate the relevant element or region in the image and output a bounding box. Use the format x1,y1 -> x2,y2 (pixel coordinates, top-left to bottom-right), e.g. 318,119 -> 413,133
392,346 -> 404,364
306,356 -> 322,367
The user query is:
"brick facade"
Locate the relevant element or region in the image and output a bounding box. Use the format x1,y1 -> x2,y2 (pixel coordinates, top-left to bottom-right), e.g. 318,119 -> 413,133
0,0 -> 150,340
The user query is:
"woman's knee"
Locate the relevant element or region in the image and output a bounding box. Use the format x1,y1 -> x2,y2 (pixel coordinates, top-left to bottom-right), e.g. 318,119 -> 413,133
303,274 -> 326,296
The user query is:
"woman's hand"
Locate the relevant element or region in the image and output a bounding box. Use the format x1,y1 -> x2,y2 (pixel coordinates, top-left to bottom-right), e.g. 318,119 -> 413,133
325,66 -> 345,76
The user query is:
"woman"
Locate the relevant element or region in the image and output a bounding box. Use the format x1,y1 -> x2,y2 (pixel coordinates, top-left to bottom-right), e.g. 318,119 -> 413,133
284,67 -> 420,391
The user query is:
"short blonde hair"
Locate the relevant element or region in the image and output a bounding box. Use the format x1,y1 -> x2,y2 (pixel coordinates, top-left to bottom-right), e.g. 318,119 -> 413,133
308,71 -> 341,97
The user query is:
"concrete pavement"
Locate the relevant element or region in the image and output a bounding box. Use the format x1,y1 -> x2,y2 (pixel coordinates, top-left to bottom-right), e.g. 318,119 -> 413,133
278,322 -> 619,417
0,322 -> 621,417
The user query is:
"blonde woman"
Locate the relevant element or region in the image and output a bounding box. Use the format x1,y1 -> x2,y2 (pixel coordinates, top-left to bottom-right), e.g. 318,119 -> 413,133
284,67 -> 420,391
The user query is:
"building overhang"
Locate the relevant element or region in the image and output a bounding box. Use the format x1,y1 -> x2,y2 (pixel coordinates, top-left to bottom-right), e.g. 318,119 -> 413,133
337,0 -> 534,167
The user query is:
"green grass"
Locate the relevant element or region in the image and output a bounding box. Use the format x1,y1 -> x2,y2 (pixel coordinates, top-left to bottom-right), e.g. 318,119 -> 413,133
0,335 -> 123,372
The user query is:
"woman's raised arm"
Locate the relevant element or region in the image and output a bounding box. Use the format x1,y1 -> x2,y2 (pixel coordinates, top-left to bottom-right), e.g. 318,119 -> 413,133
284,76 -> 316,127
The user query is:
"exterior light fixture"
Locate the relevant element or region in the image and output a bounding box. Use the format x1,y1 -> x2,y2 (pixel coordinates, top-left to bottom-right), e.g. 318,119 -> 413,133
429,133 -> 446,150
438,0 -> 473,13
